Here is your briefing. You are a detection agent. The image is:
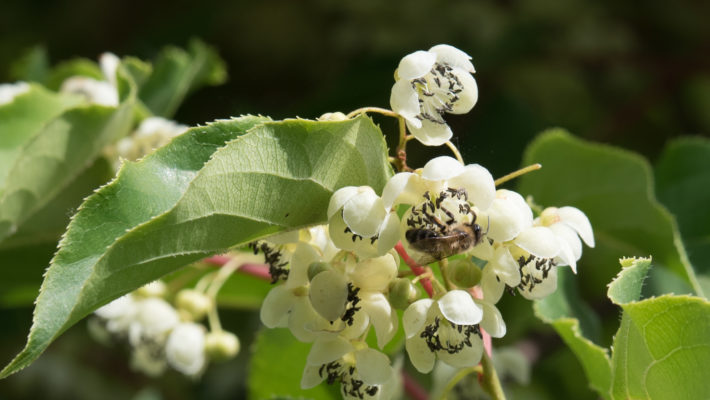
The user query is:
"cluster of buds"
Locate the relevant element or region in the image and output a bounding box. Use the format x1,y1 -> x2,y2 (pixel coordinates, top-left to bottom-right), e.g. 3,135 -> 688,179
252,45 -> 594,399
91,280 -> 240,378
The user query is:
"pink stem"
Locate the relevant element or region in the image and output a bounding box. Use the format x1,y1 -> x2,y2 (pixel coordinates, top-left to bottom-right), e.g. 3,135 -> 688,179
203,255 -> 272,282
395,242 -> 434,298
402,370 -> 429,400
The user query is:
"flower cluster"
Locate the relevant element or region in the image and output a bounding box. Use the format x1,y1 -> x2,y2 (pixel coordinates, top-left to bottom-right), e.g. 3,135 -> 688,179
250,44 -> 594,399
91,280 -> 240,378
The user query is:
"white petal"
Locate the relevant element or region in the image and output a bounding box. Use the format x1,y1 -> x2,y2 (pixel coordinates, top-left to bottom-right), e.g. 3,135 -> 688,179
390,80 -> 421,127
475,300 -> 506,338
361,292 -> 397,349
100,52 -> 120,86
0,81 -> 30,105
301,364 -> 325,389
481,265 -> 506,304
403,299 -> 434,338
437,336 -> 483,368
355,348 -> 394,385
422,156 -> 465,181
550,223 -> 582,261
448,69 -> 478,114
289,298 -> 330,342
559,206 -> 595,247
492,246 -> 521,287
468,237 -> 494,260
288,243 -> 321,288
519,267 -> 558,300
350,254 -> 397,292
382,172 -> 424,208
306,336 -> 353,366
448,164 -> 495,210
397,50 -> 437,80
95,294 -> 135,320
407,119 -> 453,147
342,190 -> 386,237
328,214 -> 379,258
429,44 -> 475,73
328,186 -> 360,218
309,270 -> 348,321
165,322 -> 206,376
376,213 -> 401,255
437,290 -> 482,325
514,226 -> 560,259
486,190 -> 533,242
555,236 -> 578,274
405,337 -> 436,373
260,286 -> 294,328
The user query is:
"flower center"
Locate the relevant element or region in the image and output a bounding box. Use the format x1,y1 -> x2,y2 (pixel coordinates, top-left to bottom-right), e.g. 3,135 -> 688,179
340,283 -> 362,326
249,241 -> 289,283
318,360 -> 379,399
420,316 -> 482,354
412,62 -> 465,124
517,254 -> 555,293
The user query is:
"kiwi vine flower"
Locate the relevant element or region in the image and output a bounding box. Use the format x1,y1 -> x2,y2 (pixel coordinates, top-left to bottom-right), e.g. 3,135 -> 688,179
60,52 -> 120,106
390,44 -> 478,146
0,81 -> 30,105
534,206 -> 595,273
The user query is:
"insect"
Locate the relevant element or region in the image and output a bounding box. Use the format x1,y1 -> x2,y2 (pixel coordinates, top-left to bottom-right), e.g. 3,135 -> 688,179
405,214 -> 485,265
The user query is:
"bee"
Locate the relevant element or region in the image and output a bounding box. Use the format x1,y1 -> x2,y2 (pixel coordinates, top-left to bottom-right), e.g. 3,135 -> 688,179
405,213 -> 485,265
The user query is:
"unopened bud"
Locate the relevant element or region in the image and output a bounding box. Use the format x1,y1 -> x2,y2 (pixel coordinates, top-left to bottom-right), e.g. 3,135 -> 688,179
388,278 -> 418,309
175,289 -> 213,321
134,280 -> 167,298
307,261 -> 331,281
448,259 -> 482,288
205,330 -> 240,362
317,112 -> 348,121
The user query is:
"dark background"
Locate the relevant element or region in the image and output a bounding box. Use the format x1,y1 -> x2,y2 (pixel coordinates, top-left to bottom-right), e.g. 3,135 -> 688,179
1,0 -> 709,399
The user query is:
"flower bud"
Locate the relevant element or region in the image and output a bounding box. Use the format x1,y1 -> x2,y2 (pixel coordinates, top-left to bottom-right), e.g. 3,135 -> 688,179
165,322 -> 206,377
388,278 -> 418,309
447,258 -> 482,288
307,261 -> 331,281
176,289 -> 213,321
134,280 -> 167,298
205,330 -> 240,362
318,112 -> 348,121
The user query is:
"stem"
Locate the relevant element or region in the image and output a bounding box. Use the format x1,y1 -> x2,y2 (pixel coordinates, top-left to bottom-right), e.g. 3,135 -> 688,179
438,258 -> 453,291
204,260 -> 240,332
480,351 -> 506,400
346,106 -> 399,119
402,371 -> 429,400
444,141 -> 464,164
394,117 -> 412,172
494,164 -> 542,186
203,255 -> 272,281
438,366 -> 483,400
395,242 -> 434,298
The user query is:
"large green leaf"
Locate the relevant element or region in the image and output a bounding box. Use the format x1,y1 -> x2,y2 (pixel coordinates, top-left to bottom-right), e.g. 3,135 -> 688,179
518,129 -> 703,297
249,328 -> 340,400
0,115 -> 392,378
608,258 -> 710,400
138,39 -> 227,118
655,137 -> 710,276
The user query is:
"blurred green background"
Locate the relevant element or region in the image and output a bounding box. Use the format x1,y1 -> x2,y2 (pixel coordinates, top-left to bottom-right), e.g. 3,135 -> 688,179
1,0 -> 709,399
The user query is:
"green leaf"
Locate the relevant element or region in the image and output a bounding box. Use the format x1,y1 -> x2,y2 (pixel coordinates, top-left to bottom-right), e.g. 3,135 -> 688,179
608,258 -> 710,400
0,95 -> 134,243
249,328 -> 340,400
0,115 -> 391,378
655,137 -> 710,276
518,129 -> 703,297
138,39 -> 227,118
534,269 -> 611,398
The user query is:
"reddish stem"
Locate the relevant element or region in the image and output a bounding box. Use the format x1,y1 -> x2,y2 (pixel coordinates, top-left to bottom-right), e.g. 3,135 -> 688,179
203,256 -> 272,282
395,242 -> 434,298
402,370 -> 429,400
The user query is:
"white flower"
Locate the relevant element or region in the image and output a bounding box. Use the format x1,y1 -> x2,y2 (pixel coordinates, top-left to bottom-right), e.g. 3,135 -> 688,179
260,243 -> 332,342
534,206 -> 595,273
94,294 -> 138,334
390,44 -> 477,146
60,52 -> 119,106
301,338 -> 397,400
165,322 -> 207,377
130,345 -> 166,377
308,253 -> 400,348
403,290 -> 484,373
128,298 -> 180,347
327,186 -> 400,258
0,81 -> 30,105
